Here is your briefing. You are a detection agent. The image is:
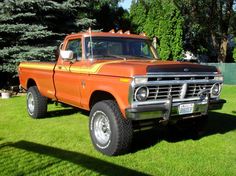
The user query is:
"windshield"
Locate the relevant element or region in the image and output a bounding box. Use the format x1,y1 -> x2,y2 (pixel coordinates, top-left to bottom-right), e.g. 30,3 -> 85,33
85,37 -> 158,60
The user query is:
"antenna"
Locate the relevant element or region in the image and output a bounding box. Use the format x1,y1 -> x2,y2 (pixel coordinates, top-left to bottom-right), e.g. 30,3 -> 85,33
88,27 -> 93,60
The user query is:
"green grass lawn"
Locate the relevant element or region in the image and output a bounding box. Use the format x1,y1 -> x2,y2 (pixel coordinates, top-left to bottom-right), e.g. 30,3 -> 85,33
0,85 -> 236,176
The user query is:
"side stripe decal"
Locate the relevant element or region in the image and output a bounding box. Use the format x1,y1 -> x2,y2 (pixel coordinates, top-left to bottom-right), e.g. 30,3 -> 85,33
20,60 -> 123,74
19,63 -> 54,70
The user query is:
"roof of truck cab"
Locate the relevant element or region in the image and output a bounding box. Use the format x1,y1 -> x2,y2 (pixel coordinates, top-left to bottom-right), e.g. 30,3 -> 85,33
65,31 -> 148,40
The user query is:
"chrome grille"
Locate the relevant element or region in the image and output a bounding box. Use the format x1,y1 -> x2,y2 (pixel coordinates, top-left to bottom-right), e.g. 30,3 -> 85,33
148,85 -> 182,100
134,84 -> 182,101
186,83 -> 213,98
132,75 -> 221,102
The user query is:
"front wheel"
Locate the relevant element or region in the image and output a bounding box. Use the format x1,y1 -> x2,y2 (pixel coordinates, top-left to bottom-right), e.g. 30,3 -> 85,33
89,100 -> 133,156
27,86 -> 47,118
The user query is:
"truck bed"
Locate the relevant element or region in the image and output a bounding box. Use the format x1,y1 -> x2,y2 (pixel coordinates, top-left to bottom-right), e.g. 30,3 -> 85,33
19,62 -> 56,99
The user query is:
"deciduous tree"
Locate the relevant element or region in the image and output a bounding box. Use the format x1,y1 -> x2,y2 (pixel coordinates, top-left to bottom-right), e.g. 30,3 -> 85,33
174,0 -> 235,62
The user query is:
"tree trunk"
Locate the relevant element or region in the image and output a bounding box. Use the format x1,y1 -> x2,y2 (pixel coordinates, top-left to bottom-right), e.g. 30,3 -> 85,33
218,0 -> 234,63
210,31 -> 218,55
218,36 -> 228,63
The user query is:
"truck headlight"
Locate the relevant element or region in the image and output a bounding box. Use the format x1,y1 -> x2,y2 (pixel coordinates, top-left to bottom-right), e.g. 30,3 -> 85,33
135,86 -> 149,101
211,83 -> 221,96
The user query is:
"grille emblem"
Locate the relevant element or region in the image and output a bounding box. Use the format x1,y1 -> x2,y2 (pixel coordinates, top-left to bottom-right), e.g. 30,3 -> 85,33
184,68 -> 189,72
180,83 -> 187,99
197,86 -> 208,100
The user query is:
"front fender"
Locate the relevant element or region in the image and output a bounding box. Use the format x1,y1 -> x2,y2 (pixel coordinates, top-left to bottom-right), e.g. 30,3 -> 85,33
83,76 -> 131,117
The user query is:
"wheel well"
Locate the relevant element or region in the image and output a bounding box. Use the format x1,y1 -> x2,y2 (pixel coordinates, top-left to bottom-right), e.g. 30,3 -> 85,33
89,91 -> 115,109
27,79 -> 37,89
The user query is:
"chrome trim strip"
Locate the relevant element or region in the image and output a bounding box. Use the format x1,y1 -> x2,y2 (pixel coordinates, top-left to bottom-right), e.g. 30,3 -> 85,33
146,72 -> 219,76
134,73 -> 222,78
128,78 -> 135,105
134,79 -> 222,86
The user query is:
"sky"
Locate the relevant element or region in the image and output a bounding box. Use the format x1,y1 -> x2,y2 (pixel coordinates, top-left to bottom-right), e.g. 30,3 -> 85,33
118,0 -> 132,10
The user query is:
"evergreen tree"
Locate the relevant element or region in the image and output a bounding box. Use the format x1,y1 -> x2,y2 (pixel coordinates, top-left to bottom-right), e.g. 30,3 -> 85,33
0,0 -> 95,87
130,0 -> 148,33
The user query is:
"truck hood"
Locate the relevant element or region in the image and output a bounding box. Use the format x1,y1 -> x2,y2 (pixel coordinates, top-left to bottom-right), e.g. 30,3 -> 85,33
97,60 -> 218,77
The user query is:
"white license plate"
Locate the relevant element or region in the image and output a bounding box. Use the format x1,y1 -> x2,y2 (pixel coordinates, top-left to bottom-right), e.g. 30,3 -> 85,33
178,103 -> 194,115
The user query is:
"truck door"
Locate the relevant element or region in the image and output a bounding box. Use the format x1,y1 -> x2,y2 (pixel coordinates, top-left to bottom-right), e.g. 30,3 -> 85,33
54,37 -> 83,107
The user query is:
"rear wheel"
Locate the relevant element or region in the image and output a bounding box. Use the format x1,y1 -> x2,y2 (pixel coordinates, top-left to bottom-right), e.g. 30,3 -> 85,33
89,100 -> 133,156
27,86 -> 47,118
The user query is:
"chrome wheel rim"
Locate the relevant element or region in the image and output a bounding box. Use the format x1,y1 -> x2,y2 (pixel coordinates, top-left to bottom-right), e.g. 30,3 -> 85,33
93,111 -> 111,144
27,92 -> 34,114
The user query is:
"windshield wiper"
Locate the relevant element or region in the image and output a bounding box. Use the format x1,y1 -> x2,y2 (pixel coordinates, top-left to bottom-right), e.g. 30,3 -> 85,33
94,54 -> 127,60
125,55 -> 152,60
93,54 -> 155,60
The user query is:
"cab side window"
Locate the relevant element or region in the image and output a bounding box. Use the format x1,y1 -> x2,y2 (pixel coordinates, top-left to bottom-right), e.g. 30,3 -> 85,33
66,39 -> 82,60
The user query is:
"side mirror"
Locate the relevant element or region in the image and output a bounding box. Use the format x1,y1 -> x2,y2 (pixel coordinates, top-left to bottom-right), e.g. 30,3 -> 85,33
60,50 -> 74,60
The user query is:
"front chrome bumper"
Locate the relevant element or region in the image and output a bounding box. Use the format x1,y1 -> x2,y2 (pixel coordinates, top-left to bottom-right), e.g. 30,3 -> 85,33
125,98 -> 226,121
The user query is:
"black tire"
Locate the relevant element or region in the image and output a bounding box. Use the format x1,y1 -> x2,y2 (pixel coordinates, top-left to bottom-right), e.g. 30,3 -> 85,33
26,86 -> 47,118
89,100 -> 133,156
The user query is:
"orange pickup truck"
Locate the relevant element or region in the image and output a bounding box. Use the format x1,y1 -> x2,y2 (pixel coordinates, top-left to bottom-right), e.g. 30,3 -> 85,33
19,30 -> 226,156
